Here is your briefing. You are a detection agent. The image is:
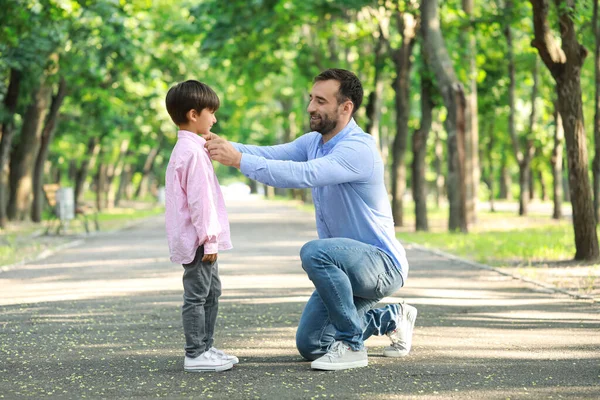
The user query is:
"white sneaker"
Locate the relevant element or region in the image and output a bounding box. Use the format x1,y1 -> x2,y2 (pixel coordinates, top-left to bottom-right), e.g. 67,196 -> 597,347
208,347 -> 239,365
184,351 -> 233,372
383,303 -> 417,357
311,341 -> 368,371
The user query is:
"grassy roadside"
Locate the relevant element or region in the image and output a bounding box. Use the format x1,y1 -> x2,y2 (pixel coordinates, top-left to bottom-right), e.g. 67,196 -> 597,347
0,203 -> 164,268
395,203 -> 599,300
272,195 -> 598,300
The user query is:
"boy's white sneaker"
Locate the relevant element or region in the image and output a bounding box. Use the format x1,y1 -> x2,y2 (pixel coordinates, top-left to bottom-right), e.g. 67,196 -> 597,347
310,341 -> 368,371
383,303 -> 417,357
184,351 -> 233,372
208,347 -> 239,365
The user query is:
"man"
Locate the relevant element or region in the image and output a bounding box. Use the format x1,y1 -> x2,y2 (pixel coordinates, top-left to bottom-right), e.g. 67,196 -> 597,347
205,68 -> 417,371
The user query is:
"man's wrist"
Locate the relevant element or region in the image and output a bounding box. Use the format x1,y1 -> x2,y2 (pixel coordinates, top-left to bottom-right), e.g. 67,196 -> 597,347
234,152 -> 242,169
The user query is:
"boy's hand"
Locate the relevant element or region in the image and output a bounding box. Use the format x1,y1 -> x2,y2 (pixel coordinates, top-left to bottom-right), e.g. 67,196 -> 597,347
205,138 -> 242,169
202,253 -> 218,263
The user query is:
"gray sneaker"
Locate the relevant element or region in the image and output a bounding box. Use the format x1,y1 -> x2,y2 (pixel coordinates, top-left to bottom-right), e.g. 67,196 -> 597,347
311,341 -> 368,371
383,303 -> 417,357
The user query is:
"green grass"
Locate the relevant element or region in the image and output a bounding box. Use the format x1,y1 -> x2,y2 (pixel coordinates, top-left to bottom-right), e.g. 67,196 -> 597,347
273,194 -> 579,266
397,224 -> 576,266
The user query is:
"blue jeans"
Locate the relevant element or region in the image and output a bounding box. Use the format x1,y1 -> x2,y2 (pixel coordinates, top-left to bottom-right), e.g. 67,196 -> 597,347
296,238 -> 405,360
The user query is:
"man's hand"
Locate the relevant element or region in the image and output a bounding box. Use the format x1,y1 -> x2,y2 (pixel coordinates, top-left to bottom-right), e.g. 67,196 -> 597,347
202,253 -> 217,263
205,137 -> 242,169
202,131 -> 219,141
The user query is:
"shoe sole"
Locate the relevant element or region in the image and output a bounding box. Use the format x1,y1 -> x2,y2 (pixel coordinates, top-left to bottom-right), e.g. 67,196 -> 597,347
184,362 -> 234,372
310,359 -> 368,371
383,347 -> 409,357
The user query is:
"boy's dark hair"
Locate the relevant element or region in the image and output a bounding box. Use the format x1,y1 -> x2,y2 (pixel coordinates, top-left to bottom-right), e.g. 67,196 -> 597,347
314,69 -> 363,115
165,80 -> 220,125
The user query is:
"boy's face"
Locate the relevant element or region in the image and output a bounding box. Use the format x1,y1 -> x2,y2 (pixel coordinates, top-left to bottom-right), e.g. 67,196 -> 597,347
188,108 -> 217,135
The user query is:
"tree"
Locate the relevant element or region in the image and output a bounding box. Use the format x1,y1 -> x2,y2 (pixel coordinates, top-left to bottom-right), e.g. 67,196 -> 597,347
530,0 -> 599,260
391,4 -> 418,227
461,0 -> 480,225
421,0 -> 468,232
593,0 -> 600,222
412,61 -> 434,231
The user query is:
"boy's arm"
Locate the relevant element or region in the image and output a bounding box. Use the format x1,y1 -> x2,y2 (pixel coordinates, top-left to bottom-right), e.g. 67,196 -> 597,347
228,134 -> 311,162
182,150 -> 222,256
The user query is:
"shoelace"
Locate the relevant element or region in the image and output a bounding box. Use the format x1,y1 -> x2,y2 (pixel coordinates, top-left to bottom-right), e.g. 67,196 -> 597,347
325,342 -> 349,359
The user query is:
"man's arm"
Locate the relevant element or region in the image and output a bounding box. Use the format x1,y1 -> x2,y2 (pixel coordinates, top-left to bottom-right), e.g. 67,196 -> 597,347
239,142 -> 374,188
231,134 -> 310,162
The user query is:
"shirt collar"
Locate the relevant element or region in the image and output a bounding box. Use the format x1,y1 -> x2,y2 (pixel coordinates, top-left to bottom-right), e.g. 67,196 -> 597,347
177,130 -> 206,146
321,118 -> 357,152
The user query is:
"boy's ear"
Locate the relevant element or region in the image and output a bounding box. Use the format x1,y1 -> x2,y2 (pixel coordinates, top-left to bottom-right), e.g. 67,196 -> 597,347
186,109 -> 197,122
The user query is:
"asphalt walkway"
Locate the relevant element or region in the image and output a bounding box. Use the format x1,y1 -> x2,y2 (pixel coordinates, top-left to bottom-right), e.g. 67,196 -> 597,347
1,196 -> 599,399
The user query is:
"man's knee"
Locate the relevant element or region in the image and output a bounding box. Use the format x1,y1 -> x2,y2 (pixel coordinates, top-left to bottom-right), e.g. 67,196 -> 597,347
300,240 -> 327,272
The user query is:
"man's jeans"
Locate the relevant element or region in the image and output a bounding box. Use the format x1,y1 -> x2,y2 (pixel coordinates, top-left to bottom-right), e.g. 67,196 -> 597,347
296,238 -> 404,360
182,246 -> 221,358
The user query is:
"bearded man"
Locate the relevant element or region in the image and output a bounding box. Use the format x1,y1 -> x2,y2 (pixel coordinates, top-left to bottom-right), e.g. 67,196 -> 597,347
205,68 -> 417,371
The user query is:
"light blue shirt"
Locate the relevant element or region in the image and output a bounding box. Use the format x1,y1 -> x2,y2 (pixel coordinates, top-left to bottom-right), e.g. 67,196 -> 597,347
233,118 -> 408,282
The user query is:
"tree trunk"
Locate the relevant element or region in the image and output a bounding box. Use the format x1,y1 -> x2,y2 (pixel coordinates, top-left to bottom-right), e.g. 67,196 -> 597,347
531,0 -> 599,260
7,83 -> 51,221
96,161 -> 106,212
593,0 -> 600,222
31,77 -> 67,222
529,166 -> 535,201
391,11 -> 417,227
539,169 -> 548,201
366,19 -> 389,150
499,154 -> 512,200
75,137 -> 100,206
433,126 -> 444,208
135,133 -> 163,199
115,163 -> 132,207
552,102 -> 564,219
0,68 -> 23,228
105,139 -> 130,209
485,118 -> 496,212
461,0 -> 479,224
422,0 -> 468,232
412,68 -> 434,231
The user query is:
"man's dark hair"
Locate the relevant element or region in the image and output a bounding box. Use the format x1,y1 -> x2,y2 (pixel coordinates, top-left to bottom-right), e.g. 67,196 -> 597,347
165,80 -> 220,125
314,69 -> 363,115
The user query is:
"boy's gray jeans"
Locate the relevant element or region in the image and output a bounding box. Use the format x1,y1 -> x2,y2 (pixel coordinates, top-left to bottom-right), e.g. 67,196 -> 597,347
182,245 -> 221,358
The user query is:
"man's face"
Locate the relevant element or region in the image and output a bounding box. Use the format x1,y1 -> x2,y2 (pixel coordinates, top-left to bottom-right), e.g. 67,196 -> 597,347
307,80 -> 344,135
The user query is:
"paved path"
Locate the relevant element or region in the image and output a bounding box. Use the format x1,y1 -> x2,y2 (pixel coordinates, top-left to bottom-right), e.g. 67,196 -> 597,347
1,196 -> 599,399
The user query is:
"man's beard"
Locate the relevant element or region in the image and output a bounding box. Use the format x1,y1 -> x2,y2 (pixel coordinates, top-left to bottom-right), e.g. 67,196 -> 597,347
310,111 -> 338,135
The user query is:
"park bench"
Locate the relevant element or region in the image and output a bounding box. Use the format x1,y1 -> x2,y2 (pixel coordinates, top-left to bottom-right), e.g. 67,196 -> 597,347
43,184 -> 99,235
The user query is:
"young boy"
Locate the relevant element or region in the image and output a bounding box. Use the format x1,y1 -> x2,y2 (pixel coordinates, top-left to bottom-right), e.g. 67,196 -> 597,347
164,80 -> 237,372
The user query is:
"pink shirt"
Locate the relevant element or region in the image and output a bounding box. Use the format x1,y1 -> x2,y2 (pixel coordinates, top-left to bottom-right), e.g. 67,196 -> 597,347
165,130 -> 232,264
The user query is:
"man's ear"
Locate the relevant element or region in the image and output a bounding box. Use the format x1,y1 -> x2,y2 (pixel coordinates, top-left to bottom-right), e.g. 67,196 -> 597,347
342,100 -> 354,116
186,109 -> 198,122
